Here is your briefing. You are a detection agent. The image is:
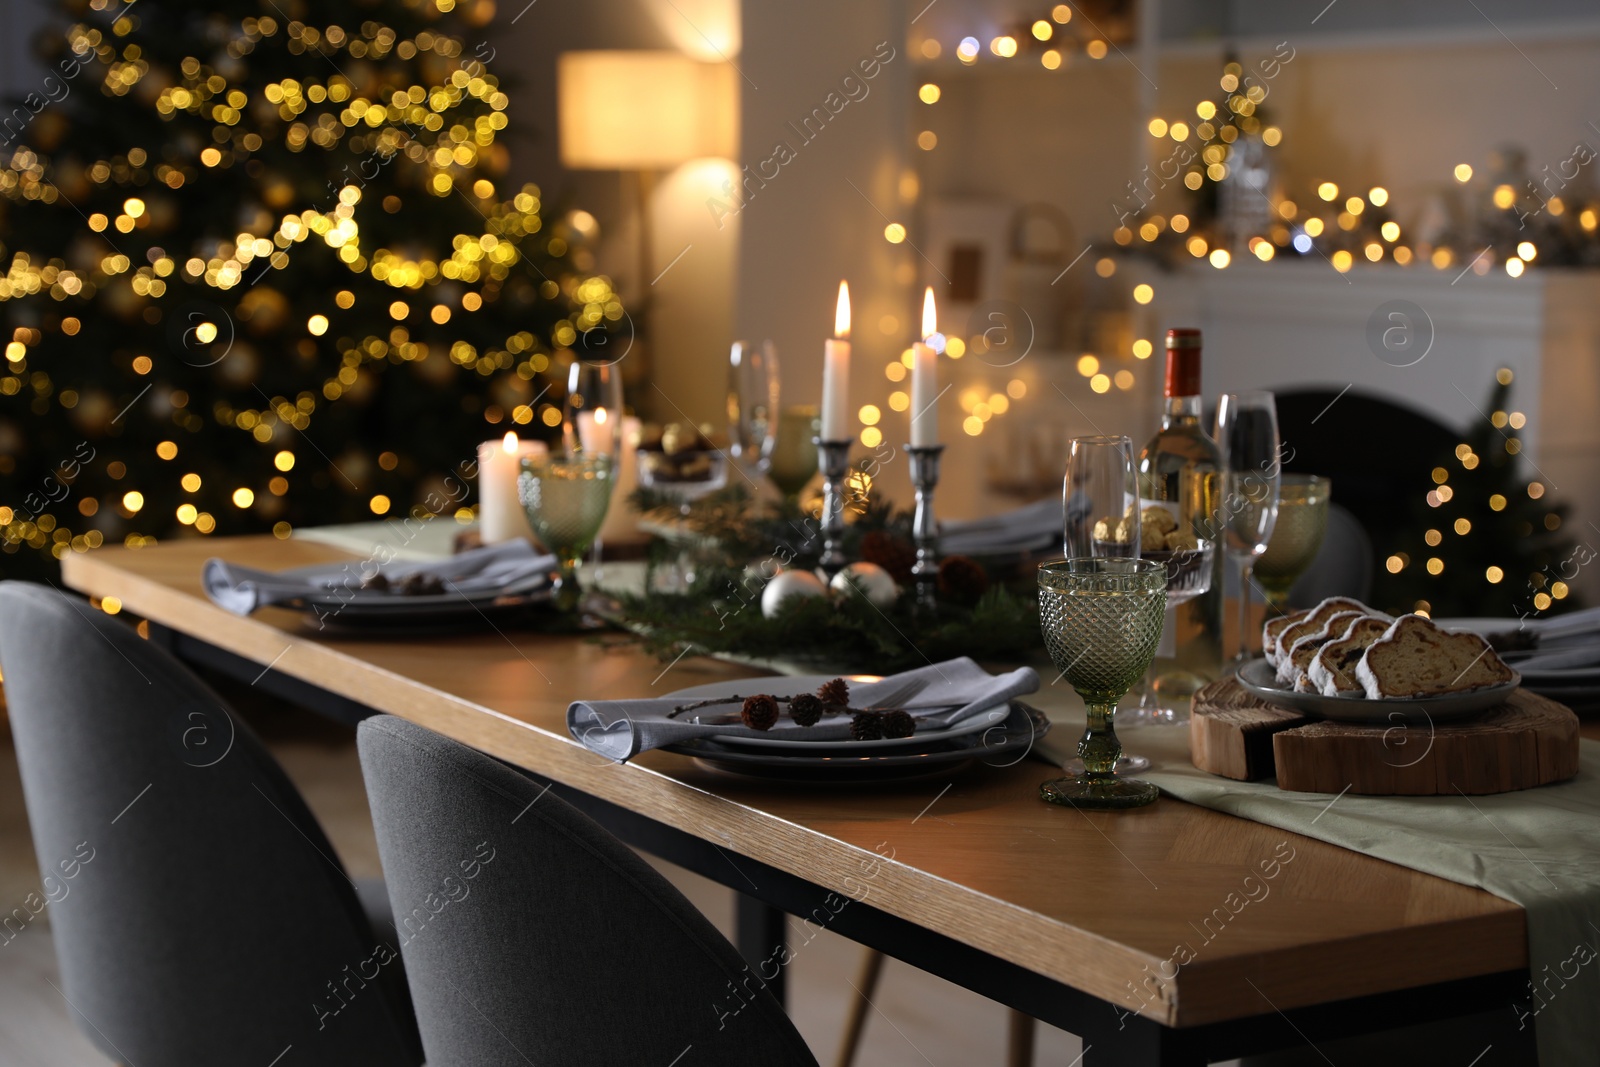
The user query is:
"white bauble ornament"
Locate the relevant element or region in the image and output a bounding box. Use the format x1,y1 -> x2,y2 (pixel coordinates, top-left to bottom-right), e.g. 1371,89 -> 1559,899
760,569 -> 827,618
829,561 -> 898,608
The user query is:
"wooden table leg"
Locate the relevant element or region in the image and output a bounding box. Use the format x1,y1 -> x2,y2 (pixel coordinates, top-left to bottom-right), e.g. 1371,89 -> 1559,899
833,948 -> 886,1067
1006,1009 -> 1036,1067
736,893 -> 788,1007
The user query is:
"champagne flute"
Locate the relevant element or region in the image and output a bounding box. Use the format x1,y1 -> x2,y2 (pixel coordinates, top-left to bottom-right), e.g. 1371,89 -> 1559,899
565,358 -> 625,580
768,405 -> 821,511
1215,392 -> 1282,663
1038,558 -> 1168,810
1060,436 -> 1153,775
728,340 -> 779,479
518,452 -> 613,612
1253,474 -> 1330,616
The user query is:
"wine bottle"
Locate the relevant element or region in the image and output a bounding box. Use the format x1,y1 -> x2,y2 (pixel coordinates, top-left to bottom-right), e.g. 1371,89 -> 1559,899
1136,328 -> 1224,709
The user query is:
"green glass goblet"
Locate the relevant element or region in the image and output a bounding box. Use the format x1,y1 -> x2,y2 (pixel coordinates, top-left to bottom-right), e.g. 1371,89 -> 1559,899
518,453 -> 613,611
1252,474 -> 1330,617
768,404 -> 820,509
1038,558 -> 1169,810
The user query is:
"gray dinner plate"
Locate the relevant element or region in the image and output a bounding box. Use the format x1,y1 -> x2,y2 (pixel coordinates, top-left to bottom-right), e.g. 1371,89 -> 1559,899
1236,658 -> 1521,724
665,703 -> 1051,782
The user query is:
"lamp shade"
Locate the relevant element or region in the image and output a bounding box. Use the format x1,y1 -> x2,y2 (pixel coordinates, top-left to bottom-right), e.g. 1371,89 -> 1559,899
558,51 -> 737,170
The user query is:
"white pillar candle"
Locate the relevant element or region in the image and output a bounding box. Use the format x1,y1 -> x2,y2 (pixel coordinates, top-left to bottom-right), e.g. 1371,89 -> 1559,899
477,432 -> 548,544
910,286 -> 940,448
820,280 -> 851,441
597,415 -> 644,544
575,407 -> 617,455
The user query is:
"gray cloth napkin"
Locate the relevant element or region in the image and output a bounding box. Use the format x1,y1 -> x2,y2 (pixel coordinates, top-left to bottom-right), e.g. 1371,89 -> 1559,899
939,498 -> 1061,556
567,657 -> 1040,762
202,539 -> 555,615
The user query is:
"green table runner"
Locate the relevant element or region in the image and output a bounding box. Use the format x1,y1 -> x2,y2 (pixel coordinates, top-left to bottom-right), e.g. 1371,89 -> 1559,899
1039,722 -> 1600,1065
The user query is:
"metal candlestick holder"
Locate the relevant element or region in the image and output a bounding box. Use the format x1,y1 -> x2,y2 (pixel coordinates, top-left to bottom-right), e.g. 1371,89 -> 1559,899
814,437 -> 852,578
907,445 -> 945,610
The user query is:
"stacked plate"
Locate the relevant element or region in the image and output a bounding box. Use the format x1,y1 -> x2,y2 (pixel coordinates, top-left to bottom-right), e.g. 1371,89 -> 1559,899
1436,610 -> 1600,715
277,571 -> 553,634
202,545 -> 555,635
661,675 -> 1050,783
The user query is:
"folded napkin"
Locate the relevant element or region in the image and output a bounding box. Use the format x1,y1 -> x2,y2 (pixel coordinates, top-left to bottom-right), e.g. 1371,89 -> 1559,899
567,657 -> 1040,763
202,539 -> 555,615
939,498 -> 1061,557
1439,608 -> 1600,674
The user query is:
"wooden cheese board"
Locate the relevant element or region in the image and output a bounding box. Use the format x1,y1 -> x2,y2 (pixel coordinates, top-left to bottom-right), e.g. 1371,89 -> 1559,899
1189,675 -> 1580,795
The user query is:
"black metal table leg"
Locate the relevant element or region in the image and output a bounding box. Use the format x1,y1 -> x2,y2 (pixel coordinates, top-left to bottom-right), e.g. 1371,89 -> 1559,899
1080,1005 -> 1209,1067
736,893 -> 789,1008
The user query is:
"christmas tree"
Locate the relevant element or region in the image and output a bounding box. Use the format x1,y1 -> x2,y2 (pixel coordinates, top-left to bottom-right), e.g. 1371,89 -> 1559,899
1371,369 -> 1582,618
0,0 -> 620,580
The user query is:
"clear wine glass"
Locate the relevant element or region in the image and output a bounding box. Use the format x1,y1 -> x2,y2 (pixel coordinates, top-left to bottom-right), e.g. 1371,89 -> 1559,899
1253,474 -> 1330,616
1131,535 -> 1214,725
1062,435 -> 1140,559
1215,391 -> 1282,663
1060,436 -> 1154,775
1038,558 -> 1169,810
728,340 -> 779,480
565,357 -> 625,582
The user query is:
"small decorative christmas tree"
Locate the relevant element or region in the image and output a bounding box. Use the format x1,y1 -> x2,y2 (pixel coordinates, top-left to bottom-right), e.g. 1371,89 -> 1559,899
1372,368 -> 1582,618
1,0 -> 620,580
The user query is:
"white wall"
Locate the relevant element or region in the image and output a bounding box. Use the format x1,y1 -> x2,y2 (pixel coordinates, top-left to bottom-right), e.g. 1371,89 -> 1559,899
492,0 -> 739,426
736,0 -> 917,502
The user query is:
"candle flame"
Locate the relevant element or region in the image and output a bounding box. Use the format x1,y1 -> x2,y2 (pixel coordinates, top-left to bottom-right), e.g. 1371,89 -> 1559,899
834,280 -> 851,339
501,431 -> 518,453
921,286 -> 937,340
594,406 -> 608,424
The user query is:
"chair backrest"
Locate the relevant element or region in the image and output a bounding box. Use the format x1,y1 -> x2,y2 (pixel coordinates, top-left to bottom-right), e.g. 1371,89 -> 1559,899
0,582 -> 420,1067
356,713 -> 820,1067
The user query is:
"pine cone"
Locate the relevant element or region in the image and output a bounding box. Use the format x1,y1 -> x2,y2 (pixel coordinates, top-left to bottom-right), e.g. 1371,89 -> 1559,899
787,693 -> 824,727
880,709 -> 915,739
818,677 -> 850,707
937,554 -> 990,607
850,712 -> 884,741
860,530 -> 916,585
741,694 -> 780,731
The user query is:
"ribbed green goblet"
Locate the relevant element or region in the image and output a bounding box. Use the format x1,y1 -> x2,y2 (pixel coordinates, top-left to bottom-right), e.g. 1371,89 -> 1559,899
1038,558 -> 1168,809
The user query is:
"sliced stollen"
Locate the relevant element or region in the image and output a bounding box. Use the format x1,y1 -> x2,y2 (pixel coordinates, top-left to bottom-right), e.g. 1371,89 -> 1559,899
1356,615 -> 1516,699
1278,610 -> 1368,687
1270,597 -> 1370,664
1308,615 -> 1394,696
1262,608 -> 1312,668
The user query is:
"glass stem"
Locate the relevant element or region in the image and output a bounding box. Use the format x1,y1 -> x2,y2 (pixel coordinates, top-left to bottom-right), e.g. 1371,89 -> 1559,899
554,556 -> 581,612
1077,701 -> 1122,780
1237,557 -> 1255,661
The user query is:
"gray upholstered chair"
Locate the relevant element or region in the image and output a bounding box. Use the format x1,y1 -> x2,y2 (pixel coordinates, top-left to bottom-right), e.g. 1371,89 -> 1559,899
0,582 -> 422,1066
356,713 -> 821,1067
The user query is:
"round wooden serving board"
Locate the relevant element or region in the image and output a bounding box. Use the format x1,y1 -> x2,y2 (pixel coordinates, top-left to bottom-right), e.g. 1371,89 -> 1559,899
1189,677 -> 1580,795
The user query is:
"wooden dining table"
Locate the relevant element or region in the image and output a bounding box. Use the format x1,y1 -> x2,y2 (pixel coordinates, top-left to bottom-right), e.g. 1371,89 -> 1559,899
61,535 -> 1576,1065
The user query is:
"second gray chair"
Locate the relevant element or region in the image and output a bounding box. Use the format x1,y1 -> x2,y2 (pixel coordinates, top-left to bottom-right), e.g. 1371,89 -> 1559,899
0,581 -> 422,1066
357,713 -> 821,1067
